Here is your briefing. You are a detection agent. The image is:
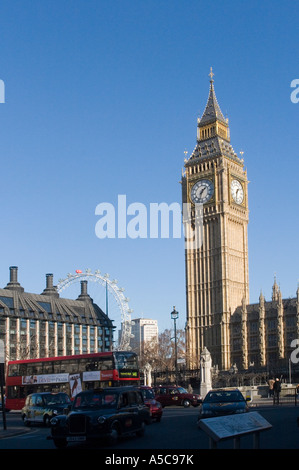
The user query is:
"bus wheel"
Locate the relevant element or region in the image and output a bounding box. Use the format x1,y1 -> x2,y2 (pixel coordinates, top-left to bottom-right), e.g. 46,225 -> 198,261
53,438 -> 67,449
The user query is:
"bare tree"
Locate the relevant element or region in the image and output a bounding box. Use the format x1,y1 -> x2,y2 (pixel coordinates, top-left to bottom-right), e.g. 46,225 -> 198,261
132,328 -> 186,373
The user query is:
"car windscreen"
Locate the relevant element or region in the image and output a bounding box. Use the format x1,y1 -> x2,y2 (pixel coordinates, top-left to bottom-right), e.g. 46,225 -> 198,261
73,392 -> 118,409
43,394 -> 71,405
141,389 -> 155,399
204,391 -> 244,403
177,387 -> 188,394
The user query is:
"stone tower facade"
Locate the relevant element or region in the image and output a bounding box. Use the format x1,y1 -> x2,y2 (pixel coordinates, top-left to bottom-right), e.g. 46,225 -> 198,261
182,70 -> 249,370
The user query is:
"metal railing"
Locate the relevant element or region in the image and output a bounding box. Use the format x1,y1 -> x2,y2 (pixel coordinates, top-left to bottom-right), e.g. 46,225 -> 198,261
272,388 -> 298,405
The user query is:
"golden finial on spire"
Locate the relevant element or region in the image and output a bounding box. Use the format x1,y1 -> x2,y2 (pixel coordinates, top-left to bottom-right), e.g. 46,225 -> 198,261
209,67 -> 214,82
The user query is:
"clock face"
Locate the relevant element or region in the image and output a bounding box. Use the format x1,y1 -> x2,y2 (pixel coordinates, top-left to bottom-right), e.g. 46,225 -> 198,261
190,179 -> 214,204
231,179 -> 244,204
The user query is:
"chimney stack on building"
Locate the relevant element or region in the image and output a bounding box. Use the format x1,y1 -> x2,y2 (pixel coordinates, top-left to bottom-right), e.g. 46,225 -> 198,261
42,273 -> 59,297
77,280 -> 91,301
4,266 -> 24,292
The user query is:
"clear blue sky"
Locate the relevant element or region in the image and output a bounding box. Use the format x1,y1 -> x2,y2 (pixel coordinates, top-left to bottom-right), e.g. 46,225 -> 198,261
0,0 -> 298,334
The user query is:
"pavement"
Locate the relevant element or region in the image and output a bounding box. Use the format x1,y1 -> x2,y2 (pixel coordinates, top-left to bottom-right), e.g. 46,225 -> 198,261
0,410 -> 31,440
0,425 -> 31,439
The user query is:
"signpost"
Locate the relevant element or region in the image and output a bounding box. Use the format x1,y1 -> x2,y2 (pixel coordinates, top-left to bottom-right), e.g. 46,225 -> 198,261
0,340 -> 6,430
198,411 -> 272,449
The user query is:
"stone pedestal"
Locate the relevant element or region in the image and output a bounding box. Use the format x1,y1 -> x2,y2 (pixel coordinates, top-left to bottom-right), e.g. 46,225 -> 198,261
200,347 -> 212,399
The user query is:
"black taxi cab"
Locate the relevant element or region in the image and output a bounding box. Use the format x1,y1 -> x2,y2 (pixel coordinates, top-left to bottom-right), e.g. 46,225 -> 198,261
22,392 -> 71,426
49,387 -> 150,448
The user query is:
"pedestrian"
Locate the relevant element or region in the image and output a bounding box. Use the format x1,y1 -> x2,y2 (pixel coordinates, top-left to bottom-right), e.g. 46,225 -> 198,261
273,377 -> 281,404
268,378 -> 275,398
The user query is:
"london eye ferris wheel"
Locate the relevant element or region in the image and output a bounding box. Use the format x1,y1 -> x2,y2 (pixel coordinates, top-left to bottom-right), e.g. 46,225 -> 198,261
56,269 -> 133,350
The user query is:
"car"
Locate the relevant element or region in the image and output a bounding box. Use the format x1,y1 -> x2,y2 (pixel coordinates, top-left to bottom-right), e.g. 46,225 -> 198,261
197,388 -> 250,421
139,386 -> 163,422
49,387 -> 150,448
21,392 -> 71,426
154,385 -> 201,408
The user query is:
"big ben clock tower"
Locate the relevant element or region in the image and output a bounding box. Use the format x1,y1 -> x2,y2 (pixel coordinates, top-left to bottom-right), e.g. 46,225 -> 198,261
182,69 -> 249,370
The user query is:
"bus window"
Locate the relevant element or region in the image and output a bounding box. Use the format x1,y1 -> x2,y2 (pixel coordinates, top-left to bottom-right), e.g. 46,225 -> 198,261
27,363 -> 42,375
66,359 -> 79,373
60,361 -> 68,373
19,364 -> 27,376
34,363 -> 43,375
85,381 -> 100,390
26,364 -> 35,375
53,361 -> 61,374
8,364 -> 19,377
43,362 -> 54,374
7,385 -> 19,399
114,352 -> 138,371
97,357 -> 113,370
86,360 -> 98,371
78,358 -> 88,372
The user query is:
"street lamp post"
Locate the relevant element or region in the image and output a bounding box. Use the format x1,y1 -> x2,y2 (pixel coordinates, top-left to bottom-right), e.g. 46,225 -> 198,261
0,340 -> 6,430
171,306 -> 179,385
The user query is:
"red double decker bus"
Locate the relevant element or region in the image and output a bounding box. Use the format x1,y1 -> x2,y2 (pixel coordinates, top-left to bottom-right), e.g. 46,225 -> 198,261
5,351 -> 139,410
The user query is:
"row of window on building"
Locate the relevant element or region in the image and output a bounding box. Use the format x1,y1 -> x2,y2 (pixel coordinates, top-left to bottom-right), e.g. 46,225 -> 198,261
0,317 -> 112,361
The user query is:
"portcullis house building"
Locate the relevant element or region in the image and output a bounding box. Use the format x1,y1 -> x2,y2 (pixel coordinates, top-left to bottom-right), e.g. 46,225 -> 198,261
0,266 -> 114,363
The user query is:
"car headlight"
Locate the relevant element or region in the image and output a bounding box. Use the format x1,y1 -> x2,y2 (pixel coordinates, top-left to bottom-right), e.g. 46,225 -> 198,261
53,410 -> 58,415
51,417 -> 59,426
98,416 -> 106,424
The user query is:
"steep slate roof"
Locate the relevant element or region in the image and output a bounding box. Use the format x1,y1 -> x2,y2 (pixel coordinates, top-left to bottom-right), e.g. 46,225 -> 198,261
0,268 -> 114,329
187,134 -> 240,163
0,288 -> 114,328
199,79 -> 227,127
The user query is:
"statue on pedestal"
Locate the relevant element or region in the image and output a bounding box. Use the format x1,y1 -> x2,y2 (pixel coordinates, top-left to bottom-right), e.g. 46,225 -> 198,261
200,347 -> 212,399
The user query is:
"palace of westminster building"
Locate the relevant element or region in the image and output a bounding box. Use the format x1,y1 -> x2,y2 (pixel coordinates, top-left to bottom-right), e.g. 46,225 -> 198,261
182,70 -> 299,372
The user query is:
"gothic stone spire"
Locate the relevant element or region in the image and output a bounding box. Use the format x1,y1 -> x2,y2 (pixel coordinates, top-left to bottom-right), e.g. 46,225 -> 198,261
199,67 -> 227,127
